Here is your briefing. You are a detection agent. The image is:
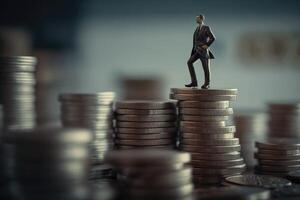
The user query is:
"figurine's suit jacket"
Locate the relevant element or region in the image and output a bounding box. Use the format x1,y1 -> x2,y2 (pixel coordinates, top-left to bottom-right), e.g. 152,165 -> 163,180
191,25 -> 216,59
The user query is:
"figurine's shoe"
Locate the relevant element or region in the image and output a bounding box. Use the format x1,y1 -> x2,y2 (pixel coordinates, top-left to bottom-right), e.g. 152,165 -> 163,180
201,84 -> 210,89
185,82 -> 198,88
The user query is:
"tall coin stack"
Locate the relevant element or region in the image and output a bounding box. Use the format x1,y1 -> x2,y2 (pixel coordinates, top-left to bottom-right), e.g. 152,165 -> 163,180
267,102 -> 300,138
105,149 -> 194,200
170,88 -> 245,186
255,138 -> 300,176
234,111 -> 266,169
4,126 -> 92,200
115,101 -> 177,150
0,56 -> 37,130
58,93 -> 115,180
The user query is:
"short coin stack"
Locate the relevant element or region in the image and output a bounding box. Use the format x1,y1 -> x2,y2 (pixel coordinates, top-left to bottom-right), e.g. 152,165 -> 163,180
115,101 -> 177,150
170,88 -> 245,185
267,102 -> 300,138
58,93 -> 115,180
234,111 -> 266,169
4,126 -> 92,200
255,138 -> 300,176
0,56 -> 37,130
105,149 -> 194,200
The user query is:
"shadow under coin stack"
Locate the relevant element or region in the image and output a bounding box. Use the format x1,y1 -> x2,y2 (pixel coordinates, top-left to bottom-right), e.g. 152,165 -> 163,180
58,93 -> 115,180
0,56 -> 37,131
170,88 -> 245,186
4,126 -> 92,200
255,138 -> 300,177
105,149 -> 194,200
115,101 -> 177,150
267,102 -> 300,138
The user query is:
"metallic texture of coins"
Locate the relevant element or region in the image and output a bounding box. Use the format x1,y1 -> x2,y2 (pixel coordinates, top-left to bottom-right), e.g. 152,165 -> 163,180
58,92 -> 115,180
170,88 -> 244,186
287,170 -> 300,183
267,102 -> 300,138
104,149 -> 194,199
0,56 -> 37,130
255,139 -> 300,176
115,100 -> 177,150
4,126 -> 92,199
224,174 -> 292,189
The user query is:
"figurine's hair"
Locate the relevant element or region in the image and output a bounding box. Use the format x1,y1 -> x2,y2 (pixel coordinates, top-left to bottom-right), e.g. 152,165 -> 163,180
198,14 -> 205,20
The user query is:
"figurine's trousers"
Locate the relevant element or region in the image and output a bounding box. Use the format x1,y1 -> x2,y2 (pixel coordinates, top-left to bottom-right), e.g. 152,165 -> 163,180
187,53 -> 210,85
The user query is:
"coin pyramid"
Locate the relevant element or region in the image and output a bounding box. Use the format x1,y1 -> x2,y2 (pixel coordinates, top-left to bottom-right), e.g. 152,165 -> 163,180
115,101 -> 177,150
170,88 -> 245,185
58,92 -> 115,180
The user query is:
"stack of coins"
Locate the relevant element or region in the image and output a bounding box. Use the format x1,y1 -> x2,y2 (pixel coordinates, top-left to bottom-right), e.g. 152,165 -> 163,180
255,138 -> 300,176
234,111 -> 266,169
4,126 -> 92,200
58,93 -> 115,180
170,88 -> 245,185
105,149 -> 194,200
267,102 -> 300,138
0,56 -> 37,131
115,101 -> 177,149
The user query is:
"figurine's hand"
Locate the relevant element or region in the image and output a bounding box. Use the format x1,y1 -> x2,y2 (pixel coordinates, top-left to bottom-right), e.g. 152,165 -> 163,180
201,45 -> 209,49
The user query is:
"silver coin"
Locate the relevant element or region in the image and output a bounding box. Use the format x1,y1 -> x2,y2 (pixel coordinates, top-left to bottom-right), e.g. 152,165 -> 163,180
256,165 -> 300,172
254,152 -> 300,160
115,100 -> 176,110
116,127 -> 177,134
224,174 -> 291,189
193,164 -> 246,175
180,121 -> 226,127
117,132 -> 174,140
179,108 -> 233,116
258,149 -> 300,155
170,88 -> 238,95
179,100 -> 230,109
170,93 -> 237,101
116,121 -> 176,128
116,108 -> 176,115
191,158 -> 244,167
258,159 -> 300,166
115,139 -> 174,146
180,126 -> 236,133
181,138 -> 239,146
180,144 -> 241,153
180,115 -> 229,122
116,145 -> 175,150
287,170 -> 300,183
190,152 -> 241,161
181,132 -> 235,139
116,114 -> 176,122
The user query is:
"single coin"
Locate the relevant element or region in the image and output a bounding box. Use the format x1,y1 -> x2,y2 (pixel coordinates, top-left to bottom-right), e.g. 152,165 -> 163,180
116,121 -> 176,128
115,139 -> 174,146
170,93 -> 237,101
116,115 -> 176,122
256,165 -> 300,172
116,108 -> 176,115
115,101 -> 175,109
180,121 -> 226,127
181,138 -> 239,146
191,158 -> 244,168
116,127 -> 177,134
190,152 -> 241,161
224,174 -> 291,189
117,132 -> 174,140
116,145 -> 175,150
258,159 -> 300,166
179,101 -> 230,109
170,88 -> 238,95
255,139 -> 300,150
180,144 -> 241,153
181,132 -> 234,139
257,149 -> 300,155
193,164 -> 246,175
180,126 -> 236,133
254,152 -> 300,160
287,170 -> 300,183
179,108 -> 233,116
180,115 -> 229,122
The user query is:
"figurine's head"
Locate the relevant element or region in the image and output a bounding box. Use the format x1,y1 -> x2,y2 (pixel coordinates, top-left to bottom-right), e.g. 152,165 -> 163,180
196,14 -> 205,24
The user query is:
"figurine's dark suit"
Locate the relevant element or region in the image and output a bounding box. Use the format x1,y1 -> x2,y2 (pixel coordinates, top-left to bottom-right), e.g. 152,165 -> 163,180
187,25 -> 215,87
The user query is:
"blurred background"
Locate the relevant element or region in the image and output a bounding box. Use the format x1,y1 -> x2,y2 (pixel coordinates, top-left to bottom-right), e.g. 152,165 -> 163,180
0,0 -> 300,122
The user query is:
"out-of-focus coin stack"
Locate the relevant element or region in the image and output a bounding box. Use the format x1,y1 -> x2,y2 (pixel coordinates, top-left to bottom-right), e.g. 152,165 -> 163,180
58,93 -> 115,180
0,56 -> 37,131
255,138 -> 300,176
170,88 -> 245,186
115,101 -> 177,150
4,126 -> 92,200
105,149 -> 194,200
267,102 -> 300,138
234,111 -> 266,169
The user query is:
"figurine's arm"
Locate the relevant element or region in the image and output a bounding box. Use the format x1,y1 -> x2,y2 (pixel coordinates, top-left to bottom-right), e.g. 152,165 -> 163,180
206,26 -> 216,46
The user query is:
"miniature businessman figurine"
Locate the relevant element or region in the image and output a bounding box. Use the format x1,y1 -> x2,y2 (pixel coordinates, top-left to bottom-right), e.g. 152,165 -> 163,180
185,14 -> 216,89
